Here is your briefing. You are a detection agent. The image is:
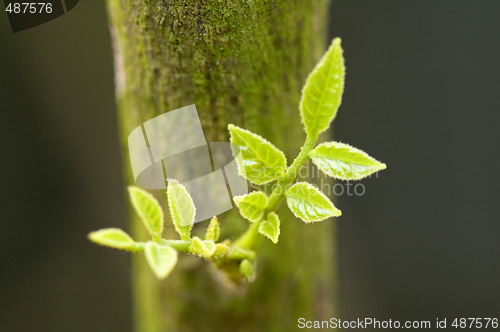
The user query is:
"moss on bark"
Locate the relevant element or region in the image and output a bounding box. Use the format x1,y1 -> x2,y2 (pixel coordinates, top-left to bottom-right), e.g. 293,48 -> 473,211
107,0 -> 338,331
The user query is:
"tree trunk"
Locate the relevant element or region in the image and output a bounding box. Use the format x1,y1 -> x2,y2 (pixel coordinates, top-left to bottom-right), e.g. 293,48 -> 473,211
106,0 -> 338,331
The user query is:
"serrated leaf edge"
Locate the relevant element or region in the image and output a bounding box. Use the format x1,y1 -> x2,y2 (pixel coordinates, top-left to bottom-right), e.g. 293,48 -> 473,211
310,141 -> 387,180
233,191 -> 268,223
189,236 -> 216,258
286,182 -> 342,222
167,179 -> 195,240
299,37 -> 345,136
258,212 -> 280,244
205,216 -> 220,242
228,124 -> 287,185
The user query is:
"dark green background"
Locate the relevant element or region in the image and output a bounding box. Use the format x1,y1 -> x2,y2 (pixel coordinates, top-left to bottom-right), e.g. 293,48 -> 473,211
1,1 -> 499,330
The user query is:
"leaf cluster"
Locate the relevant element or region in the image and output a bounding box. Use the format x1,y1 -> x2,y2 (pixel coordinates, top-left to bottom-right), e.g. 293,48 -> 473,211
89,183 -> 250,280
89,38 -> 386,281
229,38 -> 386,245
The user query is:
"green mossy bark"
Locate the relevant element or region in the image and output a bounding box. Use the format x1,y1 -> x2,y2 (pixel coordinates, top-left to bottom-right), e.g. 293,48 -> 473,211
107,0 -> 338,331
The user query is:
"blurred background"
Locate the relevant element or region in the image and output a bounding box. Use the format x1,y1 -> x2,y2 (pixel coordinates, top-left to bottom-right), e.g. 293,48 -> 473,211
1,1 -> 499,331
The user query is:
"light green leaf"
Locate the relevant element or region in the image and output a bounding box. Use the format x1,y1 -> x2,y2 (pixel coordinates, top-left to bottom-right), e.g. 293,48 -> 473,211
286,182 -> 341,222
310,142 -> 387,180
233,191 -> 268,222
240,259 -> 256,281
228,124 -> 286,184
144,242 -> 178,279
88,228 -> 140,251
212,243 -> 229,259
128,186 -> 163,240
300,37 -> 345,137
167,179 -> 195,241
205,216 -> 220,242
258,212 -> 280,244
189,237 -> 216,258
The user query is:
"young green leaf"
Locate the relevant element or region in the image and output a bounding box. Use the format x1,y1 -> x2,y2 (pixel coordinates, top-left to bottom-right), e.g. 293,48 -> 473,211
212,243 -> 230,260
128,186 -> 164,240
167,179 -> 195,241
228,124 -> 286,184
300,38 -> 345,137
240,259 -> 256,281
144,242 -> 178,279
189,236 -> 216,258
205,216 -> 220,242
258,212 -> 280,244
88,228 -> 140,251
310,142 -> 387,180
286,182 -> 341,222
233,191 -> 268,223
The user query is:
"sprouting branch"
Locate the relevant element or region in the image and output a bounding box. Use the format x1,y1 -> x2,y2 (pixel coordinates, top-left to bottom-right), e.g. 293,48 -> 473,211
88,38 -> 387,282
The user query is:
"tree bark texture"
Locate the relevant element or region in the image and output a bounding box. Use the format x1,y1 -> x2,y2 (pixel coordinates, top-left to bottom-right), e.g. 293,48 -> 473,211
107,0 -> 338,331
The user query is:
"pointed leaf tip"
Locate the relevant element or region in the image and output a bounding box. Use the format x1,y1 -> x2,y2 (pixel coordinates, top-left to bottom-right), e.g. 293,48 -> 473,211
286,182 -> 341,222
128,186 -> 164,240
88,228 -> 139,251
310,142 -> 387,180
205,216 -> 220,242
228,125 -> 286,185
233,191 -> 268,223
167,179 -> 195,241
258,212 -> 280,244
300,37 -> 345,136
